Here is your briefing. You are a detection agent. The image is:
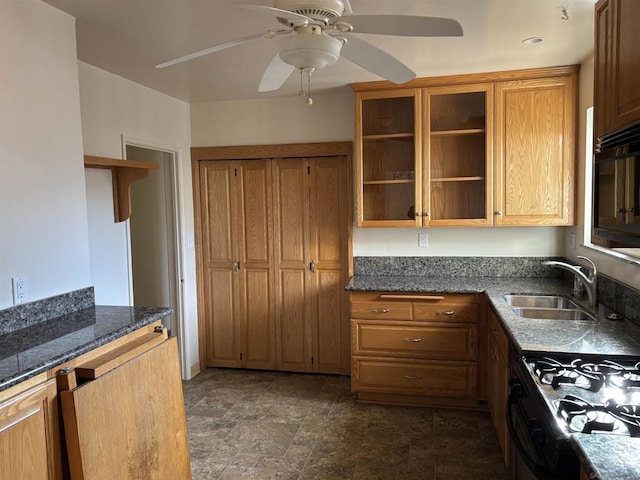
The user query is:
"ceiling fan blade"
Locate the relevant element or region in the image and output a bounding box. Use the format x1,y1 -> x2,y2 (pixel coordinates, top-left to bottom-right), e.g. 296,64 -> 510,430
340,15 -> 463,37
259,53 -> 295,92
340,34 -> 416,84
235,3 -> 317,26
155,32 -> 267,68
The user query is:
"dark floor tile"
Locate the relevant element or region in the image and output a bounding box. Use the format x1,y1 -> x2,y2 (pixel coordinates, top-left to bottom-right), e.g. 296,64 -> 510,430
183,369 -> 508,480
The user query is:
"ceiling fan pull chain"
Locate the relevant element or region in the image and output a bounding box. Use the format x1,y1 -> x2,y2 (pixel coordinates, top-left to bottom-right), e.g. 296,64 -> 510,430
307,68 -> 313,105
298,69 -> 306,97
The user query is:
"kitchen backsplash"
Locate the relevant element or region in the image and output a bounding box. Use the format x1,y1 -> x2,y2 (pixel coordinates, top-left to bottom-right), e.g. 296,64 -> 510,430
598,274 -> 640,325
353,256 -> 565,277
0,287 -> 94,336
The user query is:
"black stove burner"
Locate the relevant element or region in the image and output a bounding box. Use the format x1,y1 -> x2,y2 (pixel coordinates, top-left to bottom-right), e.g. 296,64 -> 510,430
555,394 -> 640,437
532,357 -> 640,392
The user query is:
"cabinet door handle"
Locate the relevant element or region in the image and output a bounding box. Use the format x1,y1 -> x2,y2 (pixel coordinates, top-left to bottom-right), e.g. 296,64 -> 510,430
494,210 -> 502,215
371,308 -> 390,313
405,375 -> 422,380
403,338 -> 422,343
233,260 -> 240,271
436,310 -> 455,316
309,260 -> 316,272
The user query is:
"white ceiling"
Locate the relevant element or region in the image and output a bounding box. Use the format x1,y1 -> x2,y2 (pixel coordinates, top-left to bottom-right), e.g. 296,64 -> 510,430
42,0 -> 596,103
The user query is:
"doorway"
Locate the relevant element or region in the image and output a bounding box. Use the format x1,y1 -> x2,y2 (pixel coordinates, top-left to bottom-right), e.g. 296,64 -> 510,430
125,143 -> 182,345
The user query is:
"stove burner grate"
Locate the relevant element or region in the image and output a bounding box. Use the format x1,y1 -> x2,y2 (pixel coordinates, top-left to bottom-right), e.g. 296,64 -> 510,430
532,357 -> 640,392
555,394 -> 640,437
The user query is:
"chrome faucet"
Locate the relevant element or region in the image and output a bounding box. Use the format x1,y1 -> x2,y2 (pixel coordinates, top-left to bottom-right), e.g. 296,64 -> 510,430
541,256 -> 598,307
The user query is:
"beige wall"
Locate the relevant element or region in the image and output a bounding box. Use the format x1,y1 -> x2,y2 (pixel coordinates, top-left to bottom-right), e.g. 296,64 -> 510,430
0,0 -> 91,308
191,92 -> 569,258
78,62 -> 199,378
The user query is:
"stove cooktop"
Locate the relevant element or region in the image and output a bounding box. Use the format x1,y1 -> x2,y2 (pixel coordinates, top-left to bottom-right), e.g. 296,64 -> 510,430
523,354 -> 640,437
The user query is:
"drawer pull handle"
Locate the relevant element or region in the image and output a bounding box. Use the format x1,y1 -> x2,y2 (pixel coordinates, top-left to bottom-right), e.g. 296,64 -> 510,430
379,294 -> 444,301
405,375 -> 422,380
403,338 -> 422,343
371,308 -> 390,313
436,310 -> 455,316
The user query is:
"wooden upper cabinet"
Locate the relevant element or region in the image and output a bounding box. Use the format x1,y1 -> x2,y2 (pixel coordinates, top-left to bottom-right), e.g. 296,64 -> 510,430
353,66 -> 578,228
609,0 -> 640,133
424,83 -> 493,226
494,75 -> 576,225
355,89 -> 422,227
594,0 -> 613,141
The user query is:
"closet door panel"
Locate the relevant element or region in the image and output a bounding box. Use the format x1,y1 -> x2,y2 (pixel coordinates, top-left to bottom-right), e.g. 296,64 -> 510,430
309,157 -> 351,374
200,162 -> 241,367
273,159 -> 312,372
237,160 -> 275,369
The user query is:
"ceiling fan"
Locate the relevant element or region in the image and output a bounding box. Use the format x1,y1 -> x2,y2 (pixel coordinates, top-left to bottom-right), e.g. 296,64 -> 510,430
155,0 -> 463,103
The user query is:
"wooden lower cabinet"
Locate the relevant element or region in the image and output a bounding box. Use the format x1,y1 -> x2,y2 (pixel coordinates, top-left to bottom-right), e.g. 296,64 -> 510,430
0,320 -> 190,480
353,358 -> 478,398
0,378 -> 62,480
486,307 -> 510,466
350,292 -> 482,406
60,335 -> 190,480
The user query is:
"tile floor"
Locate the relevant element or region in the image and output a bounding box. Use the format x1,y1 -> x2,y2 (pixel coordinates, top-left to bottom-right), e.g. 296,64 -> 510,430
183,368 -> 510,480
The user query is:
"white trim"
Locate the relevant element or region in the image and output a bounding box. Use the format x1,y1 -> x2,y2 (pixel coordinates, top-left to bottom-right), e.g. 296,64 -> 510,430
120,134 -> 189,379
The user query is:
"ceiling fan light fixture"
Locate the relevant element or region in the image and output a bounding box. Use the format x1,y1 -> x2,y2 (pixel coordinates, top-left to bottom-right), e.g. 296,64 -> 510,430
280,33 -> 343,70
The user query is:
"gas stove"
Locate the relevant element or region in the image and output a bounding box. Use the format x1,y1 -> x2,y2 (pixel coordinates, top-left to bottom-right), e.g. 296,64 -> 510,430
526,355 -> 640,437
508,351 -> 640,479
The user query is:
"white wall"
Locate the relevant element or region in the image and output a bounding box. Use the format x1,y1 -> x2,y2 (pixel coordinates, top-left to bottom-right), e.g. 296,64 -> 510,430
0,0 -> 91,308
78,62 -> 199,377
191,92 -> 567,258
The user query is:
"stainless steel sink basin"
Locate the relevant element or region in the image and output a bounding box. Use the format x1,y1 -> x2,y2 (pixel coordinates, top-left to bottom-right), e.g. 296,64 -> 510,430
511,307 -> 597,321
503,294 -> 580,309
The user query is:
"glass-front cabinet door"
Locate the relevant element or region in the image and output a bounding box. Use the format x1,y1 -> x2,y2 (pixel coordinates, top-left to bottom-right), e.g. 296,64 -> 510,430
423,84 -> 493,226
355,89 -> 422,226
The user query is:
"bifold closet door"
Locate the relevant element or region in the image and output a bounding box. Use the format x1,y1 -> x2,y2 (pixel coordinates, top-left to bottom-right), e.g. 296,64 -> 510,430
199,160 -> 275,369
272,156 -> 351,374
309,156 -> 351,374
199,161 -> 241,367
236,160 -> 276,370
272,158 -> 313,372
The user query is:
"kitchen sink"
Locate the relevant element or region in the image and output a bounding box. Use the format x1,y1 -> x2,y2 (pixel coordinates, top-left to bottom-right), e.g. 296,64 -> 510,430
503,294 -> 580,309
511,307 -> 597,322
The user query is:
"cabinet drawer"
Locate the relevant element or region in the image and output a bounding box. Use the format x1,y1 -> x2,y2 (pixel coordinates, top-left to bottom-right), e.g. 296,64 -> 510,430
350,301 -> 412,320
352,320 -> 478,360
352,357 -> 478,398
413,304 -> 478,322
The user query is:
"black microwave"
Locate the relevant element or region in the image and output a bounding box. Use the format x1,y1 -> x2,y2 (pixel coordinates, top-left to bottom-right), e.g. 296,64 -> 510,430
593,122 -> 640,247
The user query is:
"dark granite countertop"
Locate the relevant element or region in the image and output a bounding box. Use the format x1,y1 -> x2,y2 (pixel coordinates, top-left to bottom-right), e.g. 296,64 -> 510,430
571,435 -> 640,480
346,274 -> 640,480
0,305 -> 172,392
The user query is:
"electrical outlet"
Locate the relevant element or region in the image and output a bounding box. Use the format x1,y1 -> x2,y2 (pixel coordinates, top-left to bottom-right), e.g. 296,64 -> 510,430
418,233 -> 428,247
12,276 -> 27,305
568,233 -> 576,249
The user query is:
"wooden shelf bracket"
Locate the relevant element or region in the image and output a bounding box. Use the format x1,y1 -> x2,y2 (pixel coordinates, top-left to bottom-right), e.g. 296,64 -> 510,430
84,155 -> 159,222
